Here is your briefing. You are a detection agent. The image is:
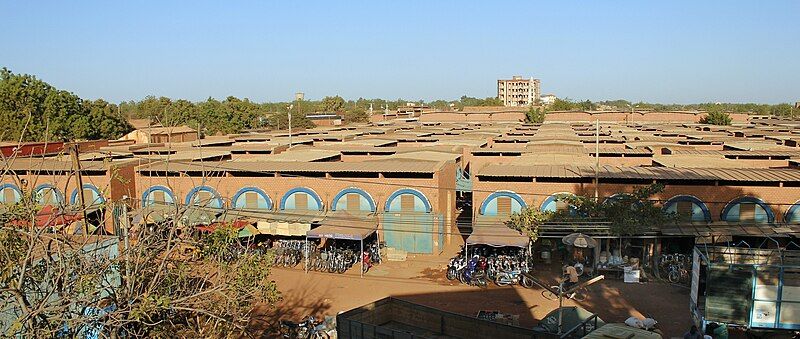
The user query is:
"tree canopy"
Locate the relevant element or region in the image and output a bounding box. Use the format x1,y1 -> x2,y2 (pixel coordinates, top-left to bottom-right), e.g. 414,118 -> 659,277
0,68 -> 132,142
506,183 -> 675,237
699,106 -> 732,125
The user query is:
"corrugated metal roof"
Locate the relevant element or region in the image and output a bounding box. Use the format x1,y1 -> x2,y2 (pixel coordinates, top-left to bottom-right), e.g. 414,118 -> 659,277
137,158 -> 444,174
477,164 -> 800,182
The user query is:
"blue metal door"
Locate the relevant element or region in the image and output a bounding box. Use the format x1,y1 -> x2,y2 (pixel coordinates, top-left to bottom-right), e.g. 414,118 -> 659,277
383,213 -> 433,253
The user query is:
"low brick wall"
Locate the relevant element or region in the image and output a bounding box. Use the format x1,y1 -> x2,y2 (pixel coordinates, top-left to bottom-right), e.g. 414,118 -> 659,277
337,297 -> 553,339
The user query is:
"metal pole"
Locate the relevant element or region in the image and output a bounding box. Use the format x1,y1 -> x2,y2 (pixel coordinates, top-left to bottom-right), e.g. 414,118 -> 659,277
121,197 -> 132,293
594,118 -> 599,201
360,238 -> 364,278
305,235 -> 308,274
289,107 -> 292,148
557,281 -> 564,334
70,144 -> 89,234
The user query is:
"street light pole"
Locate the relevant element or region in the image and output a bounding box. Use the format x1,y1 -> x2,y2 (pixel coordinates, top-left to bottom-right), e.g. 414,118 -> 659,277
288,104 -> 293,149
594,118 -> 599,201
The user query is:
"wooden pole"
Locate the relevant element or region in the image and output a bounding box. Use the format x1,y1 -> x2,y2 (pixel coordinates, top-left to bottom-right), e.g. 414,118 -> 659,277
594,119 -> 599,201
70,144 -> 89,235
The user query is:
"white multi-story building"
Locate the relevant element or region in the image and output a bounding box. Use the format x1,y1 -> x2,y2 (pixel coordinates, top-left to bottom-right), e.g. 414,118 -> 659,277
540,93 -> 556,106
497,76 -> 540,107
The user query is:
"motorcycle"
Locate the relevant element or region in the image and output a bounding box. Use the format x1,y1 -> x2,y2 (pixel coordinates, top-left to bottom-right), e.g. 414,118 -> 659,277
461,255 -> 487,288
280,315 -> 333,339
446,256 -> 466,281
494,269 -> 534,288
362,250 -> 372,273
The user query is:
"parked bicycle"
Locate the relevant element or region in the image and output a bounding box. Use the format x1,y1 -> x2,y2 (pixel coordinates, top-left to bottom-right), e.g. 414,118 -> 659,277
541,282 -> 589,302
658,253 -> 690,284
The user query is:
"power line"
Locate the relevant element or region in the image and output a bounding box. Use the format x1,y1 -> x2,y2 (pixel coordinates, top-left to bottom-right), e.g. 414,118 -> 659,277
139,200 -> 798,239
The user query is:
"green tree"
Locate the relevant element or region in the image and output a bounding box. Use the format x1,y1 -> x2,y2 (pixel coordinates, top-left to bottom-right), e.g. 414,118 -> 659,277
552,183 -> 674,235
344,107 -> 370,123
0,68 -> 132,141
549,98 -> 577,111
699,106 -> 732,125
505,208 -> 550,241
321,95 -> 346,112
770,103 -> 793,117
526,106 -> 546,123
459,95 -> 503,107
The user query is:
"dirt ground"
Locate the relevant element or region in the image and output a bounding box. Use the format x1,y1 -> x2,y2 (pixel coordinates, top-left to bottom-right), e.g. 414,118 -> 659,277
256,249 -> 694,338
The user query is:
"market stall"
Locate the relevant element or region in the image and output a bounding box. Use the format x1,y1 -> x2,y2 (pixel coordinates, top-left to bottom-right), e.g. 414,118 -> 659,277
466,216 -> 530,253
306,211 -> 379,277
691,244 -> 800,332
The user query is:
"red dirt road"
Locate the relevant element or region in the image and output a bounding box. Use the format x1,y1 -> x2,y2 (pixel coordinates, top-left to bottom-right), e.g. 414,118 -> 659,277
258,254 -> 691,337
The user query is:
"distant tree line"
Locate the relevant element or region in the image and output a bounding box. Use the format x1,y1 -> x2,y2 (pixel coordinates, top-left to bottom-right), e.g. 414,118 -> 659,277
551,97 -> 796,117
0,68 -> 132,142
2,68 -> 797,141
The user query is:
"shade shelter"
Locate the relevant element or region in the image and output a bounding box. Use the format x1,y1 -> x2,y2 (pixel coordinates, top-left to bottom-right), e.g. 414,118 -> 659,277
465,215 -> 530,257
221,208 -> 326,236
691,244 -> 800,332
306,211 -> 378,277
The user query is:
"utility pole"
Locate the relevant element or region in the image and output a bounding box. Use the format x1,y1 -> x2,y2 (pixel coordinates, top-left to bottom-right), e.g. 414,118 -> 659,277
120,196 -> 132,293
288,104 -> 293,149
70,144 -> 89,235
594,118 -> 600,201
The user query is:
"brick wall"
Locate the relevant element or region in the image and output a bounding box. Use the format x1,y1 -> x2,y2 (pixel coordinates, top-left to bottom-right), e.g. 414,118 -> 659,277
473,179 -> 800,222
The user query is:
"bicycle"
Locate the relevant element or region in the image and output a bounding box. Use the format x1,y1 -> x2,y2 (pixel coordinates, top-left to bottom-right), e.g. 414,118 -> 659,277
541,283 -> 589,302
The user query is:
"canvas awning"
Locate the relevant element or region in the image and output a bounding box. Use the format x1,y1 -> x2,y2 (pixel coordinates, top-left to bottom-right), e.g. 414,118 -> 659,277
257,221 -> 311,236
132,203 -> 181,224
467,215 -> 529,248
306,212 -> 378,240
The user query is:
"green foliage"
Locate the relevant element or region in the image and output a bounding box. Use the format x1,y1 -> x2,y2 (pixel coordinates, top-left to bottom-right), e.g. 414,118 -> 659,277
344,106 -> 370,123
0,68 -> 132,141
771,103 -> 793,117
505,209 -> 550,241
526,106 -> 546,123
699,107 -> 732,125
321,95 -> 346,112
547,98 -> 595,111
458,95 -> 503,108
201,226 -> 239,259
552,183 -> 675,235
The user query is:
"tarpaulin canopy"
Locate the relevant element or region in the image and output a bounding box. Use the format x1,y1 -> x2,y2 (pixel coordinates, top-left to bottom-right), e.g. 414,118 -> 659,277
223,208 -> 326,224
133,204 -> 180,224
467,215 -> 529,248
306,211 -> 377,240
7,205 -> 84,228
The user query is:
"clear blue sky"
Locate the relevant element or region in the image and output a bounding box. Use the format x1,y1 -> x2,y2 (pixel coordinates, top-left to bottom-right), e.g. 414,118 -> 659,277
1,1 -> 798,104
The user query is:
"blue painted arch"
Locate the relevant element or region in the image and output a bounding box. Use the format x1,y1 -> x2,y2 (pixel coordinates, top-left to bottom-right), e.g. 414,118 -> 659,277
0,183 -> 22,204
184,186 -> 224,208
540,192 -> 578,214
480,190 -> 526,216
385,188 -> 431,213
662,195 -> 711,222
231,187 -> 273,210
331,187 -> 376,212
70,184 -> 105,205
720,196 -> 775,223
280,187 -> 324,211
141,185 -> 176,207
33,184 -> 64,206
784,200 -> 800,224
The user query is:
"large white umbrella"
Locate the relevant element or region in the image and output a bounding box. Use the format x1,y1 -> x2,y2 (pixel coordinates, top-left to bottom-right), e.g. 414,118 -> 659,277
562,233 -> 597,248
